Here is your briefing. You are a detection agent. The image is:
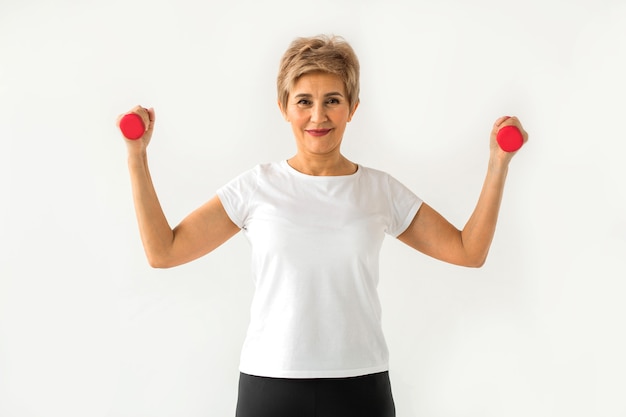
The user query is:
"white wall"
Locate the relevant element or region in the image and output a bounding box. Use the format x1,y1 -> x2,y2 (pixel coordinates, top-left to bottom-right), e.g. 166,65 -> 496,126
1,0 -> 625,416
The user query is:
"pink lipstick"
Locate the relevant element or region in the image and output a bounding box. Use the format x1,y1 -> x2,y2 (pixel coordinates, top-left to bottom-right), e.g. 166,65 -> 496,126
305,129 -> 332,137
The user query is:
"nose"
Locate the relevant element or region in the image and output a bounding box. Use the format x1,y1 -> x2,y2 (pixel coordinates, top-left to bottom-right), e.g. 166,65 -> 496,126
310,103 -> 328,123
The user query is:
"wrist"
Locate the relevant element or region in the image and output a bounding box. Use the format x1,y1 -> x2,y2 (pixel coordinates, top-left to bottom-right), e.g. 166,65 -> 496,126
127,149 -> 148,166
487,153 -> 510,177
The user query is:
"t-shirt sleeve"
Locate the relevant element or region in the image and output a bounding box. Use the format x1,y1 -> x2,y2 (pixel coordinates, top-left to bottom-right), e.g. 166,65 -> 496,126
216,166 -> 260,229
386,174 -> 423,237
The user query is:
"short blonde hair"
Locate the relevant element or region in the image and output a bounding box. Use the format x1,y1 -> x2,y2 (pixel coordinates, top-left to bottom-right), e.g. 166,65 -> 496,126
277,35 -> 360,113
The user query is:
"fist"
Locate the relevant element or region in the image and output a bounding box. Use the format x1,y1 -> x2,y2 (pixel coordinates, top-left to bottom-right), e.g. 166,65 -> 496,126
492,116 -> 528,154
117,105 -> 154,143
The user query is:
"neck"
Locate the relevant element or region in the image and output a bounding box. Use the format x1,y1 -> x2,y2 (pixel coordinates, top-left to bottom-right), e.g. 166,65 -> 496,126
287,153 -> 357,176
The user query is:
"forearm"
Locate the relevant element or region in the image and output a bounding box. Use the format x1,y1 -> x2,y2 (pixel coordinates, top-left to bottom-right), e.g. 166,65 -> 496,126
460,158 -> 509,266
127,152 -> 174,266
398,116 -> 526,267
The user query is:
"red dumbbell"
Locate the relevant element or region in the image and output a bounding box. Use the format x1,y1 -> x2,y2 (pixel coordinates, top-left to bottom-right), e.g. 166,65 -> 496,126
496,121 -> 524,153
119,112 -> 146,140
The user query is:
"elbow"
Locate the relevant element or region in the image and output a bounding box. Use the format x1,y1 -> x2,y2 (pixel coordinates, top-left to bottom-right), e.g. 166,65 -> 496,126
460,251 -> 488,268
148,260 -> 171,269
147,258 -> 169,269
146,252 -> 175,269
476,247 -> 493,268
468,258 -> 487,268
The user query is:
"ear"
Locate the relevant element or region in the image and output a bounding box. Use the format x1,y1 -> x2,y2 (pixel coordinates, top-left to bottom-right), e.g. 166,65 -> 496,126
347,100 -> 360,122
277,100 -> 289,122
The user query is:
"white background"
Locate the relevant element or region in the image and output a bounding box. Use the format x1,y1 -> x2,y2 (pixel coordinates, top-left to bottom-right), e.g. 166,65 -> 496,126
2,0 -> 625,416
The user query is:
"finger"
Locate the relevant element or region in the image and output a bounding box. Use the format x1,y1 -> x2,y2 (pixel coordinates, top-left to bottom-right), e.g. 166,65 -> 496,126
144,108 -> 155,132
505,116 -> 520,126
131,104 -> 144,114
503,116 -> 526,135
499,116 -> 529,144
494,115 -> 511,128
130,106 -> 151,132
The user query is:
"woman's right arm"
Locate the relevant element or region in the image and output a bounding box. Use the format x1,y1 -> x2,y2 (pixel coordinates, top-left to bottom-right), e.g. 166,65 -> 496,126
121,106 -> 240,268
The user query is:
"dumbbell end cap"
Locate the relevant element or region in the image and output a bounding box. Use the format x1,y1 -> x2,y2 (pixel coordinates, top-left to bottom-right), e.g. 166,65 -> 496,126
119,113 -> 145,140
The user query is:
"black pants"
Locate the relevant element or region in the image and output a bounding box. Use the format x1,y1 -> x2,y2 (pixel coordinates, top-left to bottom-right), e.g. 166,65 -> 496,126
235,371 -> 396,417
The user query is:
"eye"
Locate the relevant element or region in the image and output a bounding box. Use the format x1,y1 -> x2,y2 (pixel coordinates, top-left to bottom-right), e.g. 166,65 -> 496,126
326,97 -> 341,105
296,99 -> 312,106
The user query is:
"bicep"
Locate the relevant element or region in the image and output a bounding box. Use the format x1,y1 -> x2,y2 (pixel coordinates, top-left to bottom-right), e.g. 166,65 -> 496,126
166,195 -> 240,267
397,203 -> 469,266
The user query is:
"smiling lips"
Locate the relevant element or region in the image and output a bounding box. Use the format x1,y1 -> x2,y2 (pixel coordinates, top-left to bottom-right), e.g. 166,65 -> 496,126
305,129 -> 332,137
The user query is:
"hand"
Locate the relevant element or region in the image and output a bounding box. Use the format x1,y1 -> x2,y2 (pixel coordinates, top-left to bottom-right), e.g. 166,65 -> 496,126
117,105 -> 155,155
490,115 -> 528,163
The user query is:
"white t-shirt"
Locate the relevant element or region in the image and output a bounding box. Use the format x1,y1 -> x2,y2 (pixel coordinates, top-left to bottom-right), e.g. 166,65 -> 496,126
217,160 -> 423,378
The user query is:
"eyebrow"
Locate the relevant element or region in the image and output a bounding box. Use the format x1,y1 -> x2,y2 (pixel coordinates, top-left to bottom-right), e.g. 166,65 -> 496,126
293,92 -> 345,98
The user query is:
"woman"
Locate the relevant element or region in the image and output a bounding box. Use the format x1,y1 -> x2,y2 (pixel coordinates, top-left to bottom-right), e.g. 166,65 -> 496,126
119,35 -> 528,417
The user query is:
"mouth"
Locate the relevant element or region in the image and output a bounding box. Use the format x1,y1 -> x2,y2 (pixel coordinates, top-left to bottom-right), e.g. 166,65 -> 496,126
305,129 -> 332,137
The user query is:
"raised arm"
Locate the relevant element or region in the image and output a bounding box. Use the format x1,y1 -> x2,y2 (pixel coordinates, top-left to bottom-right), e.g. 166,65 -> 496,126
119,106 -> 240,269
397,116 -> 528,267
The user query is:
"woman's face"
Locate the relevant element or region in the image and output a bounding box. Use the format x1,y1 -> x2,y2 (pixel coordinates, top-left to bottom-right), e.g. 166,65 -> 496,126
280,72 -> 358,159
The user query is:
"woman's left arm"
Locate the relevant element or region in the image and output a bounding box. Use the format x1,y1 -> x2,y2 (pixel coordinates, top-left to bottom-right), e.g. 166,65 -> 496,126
397,116 -> 528,267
